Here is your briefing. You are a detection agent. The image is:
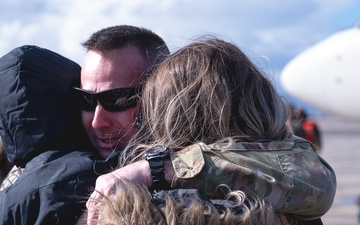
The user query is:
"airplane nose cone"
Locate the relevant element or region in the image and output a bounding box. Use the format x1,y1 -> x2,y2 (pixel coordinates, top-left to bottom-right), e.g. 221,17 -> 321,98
281,27 -> 360,122
280,44 -> 326,109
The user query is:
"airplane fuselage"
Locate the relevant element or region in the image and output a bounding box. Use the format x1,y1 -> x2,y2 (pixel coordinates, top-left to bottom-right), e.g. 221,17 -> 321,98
281,26 -> 360,122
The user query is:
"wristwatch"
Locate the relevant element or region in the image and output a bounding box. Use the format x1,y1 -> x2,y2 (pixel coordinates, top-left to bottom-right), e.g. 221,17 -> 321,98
143,145 -> 170,190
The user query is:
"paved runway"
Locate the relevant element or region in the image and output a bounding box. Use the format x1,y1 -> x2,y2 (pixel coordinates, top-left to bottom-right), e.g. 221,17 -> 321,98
312,116 -> 360,225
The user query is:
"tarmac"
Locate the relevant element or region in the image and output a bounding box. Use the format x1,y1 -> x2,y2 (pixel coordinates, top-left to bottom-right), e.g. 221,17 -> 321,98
312,115 -> 360,225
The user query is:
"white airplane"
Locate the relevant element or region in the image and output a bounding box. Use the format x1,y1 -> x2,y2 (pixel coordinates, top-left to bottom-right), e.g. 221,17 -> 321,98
280,24 -> 360,122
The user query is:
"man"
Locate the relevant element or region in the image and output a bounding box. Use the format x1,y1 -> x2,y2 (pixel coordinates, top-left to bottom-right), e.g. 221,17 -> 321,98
76,25 -> 169,158
0,25 -> 170,225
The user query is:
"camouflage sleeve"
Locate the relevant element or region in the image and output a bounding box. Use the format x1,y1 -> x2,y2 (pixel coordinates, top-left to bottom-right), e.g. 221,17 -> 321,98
170,141 -> 336,220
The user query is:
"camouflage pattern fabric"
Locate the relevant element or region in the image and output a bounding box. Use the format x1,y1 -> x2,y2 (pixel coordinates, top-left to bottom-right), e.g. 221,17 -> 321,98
170,135 -> 336,220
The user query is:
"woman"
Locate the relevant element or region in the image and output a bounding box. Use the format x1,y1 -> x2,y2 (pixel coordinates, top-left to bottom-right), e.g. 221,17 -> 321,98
87,37 -> 336,224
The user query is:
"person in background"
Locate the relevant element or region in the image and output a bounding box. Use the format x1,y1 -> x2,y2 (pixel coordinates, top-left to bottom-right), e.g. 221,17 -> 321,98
296,108 -> 322,151
289,107 -> 322,152
86,37 -> 336,225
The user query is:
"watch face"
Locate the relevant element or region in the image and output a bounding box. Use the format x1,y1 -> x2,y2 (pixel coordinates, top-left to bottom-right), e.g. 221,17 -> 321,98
147,145 -> 168,153
144,145 -> 170,159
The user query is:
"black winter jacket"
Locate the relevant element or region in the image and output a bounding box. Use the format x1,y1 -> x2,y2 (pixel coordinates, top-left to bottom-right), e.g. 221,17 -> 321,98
0,46 -> 118,225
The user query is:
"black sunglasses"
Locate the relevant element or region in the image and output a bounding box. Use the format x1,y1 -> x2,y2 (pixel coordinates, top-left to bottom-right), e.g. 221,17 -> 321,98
72,87 -> 141,112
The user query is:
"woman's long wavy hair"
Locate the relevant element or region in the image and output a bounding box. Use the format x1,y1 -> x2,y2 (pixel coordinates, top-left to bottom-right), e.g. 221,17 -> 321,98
82,180 -> 283,225
121,37 -> 290,164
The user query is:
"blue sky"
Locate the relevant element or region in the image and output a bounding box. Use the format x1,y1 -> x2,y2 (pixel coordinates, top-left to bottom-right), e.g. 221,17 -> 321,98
1,0 -> 359,114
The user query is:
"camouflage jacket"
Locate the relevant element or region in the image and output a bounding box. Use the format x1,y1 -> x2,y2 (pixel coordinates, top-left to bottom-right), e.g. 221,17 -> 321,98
170,135 -> 336,220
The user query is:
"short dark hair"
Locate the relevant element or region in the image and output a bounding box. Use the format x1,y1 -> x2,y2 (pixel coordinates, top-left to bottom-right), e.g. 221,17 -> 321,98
82,25 -> 170,67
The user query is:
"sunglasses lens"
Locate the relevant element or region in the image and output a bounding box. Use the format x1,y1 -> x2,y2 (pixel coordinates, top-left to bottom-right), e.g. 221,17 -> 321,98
99,98 -> 137,112
72,87 -> 139,112
98,88 -> 139,112
72,88 -> 96,111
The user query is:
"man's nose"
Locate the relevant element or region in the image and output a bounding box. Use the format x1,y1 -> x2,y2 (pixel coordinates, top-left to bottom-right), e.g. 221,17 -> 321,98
91,104 -> 114,129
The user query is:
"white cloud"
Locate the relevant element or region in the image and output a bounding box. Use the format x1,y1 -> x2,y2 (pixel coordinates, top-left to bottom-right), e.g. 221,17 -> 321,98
1,0 -> 359,114
0,0 -> 359,69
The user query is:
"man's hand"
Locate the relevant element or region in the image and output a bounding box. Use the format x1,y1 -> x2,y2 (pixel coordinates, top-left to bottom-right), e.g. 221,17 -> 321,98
86,160 -> 152,225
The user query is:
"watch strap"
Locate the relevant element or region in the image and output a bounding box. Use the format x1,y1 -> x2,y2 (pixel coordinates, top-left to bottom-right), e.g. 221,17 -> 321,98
144,146 -> 170,190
